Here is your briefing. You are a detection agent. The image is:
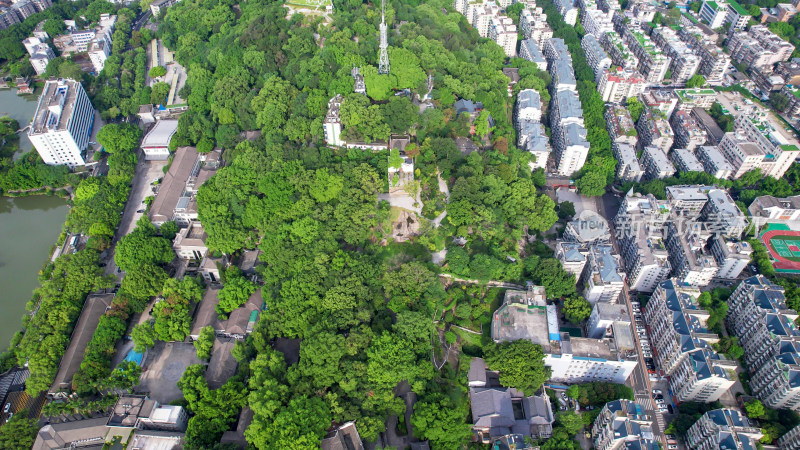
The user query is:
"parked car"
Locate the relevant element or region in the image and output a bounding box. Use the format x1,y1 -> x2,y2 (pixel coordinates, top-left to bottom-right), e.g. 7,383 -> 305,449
642,352 -> 652,358
654,394 -> 663,400
665,434 -> 675,440
668,445 -> 678,449
136,209 -> 145,213
560,392 -> 568,400
655,399 -> 665,404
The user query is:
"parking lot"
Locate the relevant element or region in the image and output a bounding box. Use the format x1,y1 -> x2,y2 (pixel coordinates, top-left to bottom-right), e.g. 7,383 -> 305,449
135,341 -> 201,404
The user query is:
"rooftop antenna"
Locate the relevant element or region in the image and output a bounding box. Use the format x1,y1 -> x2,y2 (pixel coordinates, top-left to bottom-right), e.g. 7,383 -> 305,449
378,0 -> 390,74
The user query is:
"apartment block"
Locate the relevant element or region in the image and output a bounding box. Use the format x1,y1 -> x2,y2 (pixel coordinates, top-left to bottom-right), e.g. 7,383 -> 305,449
605,105 -> 638,146
699,0 -> 728,28
728,25 -> 794,72
592,400 -> 658,450
725,1 -> 751,30
701,188 -> 748,238
779,424 -> 800,449
697,146 -> 735,179
28,79 -> 95,168
718,132 -> 765,179
489,16 -> 517,57
516,89 -> 542,124
520,8 -> 553,46
551,89 -> 590,176
602,32 -> 639,72
686,409 -> 763,450
551,59 -> 577,92
581,244 -> 626,304
636,108 -> 674,153
555,241 -> 589,278
544,37 -> 572,63
597,68 -> 646,103
21,36 -> 54,75
674,88 -> 716,112
641,146 -> 676,180
748,194 -> 800,223
665,221 -> 719,286
471,2 -> 501,38
583,9 -> 615,40
709,237 -> 751,279
670,110 -> 708,152
783,86 -> 800,118
672,148 -> 705,174
727,276 -> 800,410
733,106 -> 800,179
582,34 -> 612,82
666,185 -> 713,216
554,0 -> 578,25
519,39 -> 548,71
615,142 -> 644,182
639,90 -> 678,118
588,302 -> 630,339
643,280 -> 737,402
651,26 -> 700,84
518,119 -> 550,169
621,27 -> 671,83
677,25 -> 730,84
693,108 -> 726,145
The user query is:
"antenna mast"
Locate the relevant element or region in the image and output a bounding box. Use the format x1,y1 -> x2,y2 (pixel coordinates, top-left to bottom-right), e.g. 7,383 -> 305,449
378,0 -> 390,74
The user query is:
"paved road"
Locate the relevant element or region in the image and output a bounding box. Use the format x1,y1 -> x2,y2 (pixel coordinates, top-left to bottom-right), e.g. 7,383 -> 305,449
596,194 -> 670,446
103,159 -> 168,278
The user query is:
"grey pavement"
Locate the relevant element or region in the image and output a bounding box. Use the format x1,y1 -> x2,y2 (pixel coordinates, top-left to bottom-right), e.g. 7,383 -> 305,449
136,341 -> 201,404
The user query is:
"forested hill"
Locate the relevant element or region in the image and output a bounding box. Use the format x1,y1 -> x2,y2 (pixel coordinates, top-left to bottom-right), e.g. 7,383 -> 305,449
150,0 -> 564,446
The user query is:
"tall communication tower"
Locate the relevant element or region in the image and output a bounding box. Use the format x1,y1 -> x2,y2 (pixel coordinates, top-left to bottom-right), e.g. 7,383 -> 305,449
378,0 -> 390,74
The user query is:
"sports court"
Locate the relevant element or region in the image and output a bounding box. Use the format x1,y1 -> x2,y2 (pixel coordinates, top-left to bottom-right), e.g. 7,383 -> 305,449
760,223 -> 800,273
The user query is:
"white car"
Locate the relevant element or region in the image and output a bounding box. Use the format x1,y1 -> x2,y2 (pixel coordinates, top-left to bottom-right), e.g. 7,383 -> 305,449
655,398 -> 665,404
668,445 -> 678,449
642,351 -> 652,357
653,389 -> 662,395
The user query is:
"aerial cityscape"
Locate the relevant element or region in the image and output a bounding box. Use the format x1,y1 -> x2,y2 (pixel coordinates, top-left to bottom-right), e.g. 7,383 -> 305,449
4,0 -> 800,447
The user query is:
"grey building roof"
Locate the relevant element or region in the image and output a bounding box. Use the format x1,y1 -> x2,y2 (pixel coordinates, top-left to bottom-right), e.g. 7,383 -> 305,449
566,210 -> 610,243
673,148 -> 704,172
582,34 -> 609,61
517,89 -> 541,111
697,145 -> 734,171
547,37 -> 571,61
141,119 -> 179,148
555,90 -> 583,119
592,244 -> 623,283
560,241 -> 587,262
553,59 -> 577,87
521,39 -> 547,64
615,142 -> 643,172
563,123 -> 589,147
455,99 -> 483,114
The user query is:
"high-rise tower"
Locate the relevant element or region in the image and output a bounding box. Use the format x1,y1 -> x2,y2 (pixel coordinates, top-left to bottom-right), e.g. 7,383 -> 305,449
378,0 -> 390,74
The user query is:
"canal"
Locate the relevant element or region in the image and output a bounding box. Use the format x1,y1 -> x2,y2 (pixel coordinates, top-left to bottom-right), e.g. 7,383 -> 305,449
0,88 -> 68,348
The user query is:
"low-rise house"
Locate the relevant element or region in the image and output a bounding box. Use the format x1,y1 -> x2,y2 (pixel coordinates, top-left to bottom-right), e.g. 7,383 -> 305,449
172,221 -> 208,260
140,119 -> 178,161
321,422 -> 365,450
748,194 -> 800,225
149,147 -> 221,227
190,288 -> 262,340
49,294 -> 114,396
468,358 -> 555,443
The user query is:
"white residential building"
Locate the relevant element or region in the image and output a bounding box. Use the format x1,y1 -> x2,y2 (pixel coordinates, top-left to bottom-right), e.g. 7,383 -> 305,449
518,119 -> 550,169
472,2 -> 500,38
582,34 -> 611,82
516,89 -> 541,123
670,110 -> 708,152
597,68 -> 646,103
697,146 -> 735,179
519,39 -> 548,71
748,195 -> 800,224
87,38 -> 110,73
613,143 -> 644,183
28,79 -> 95,168
22,36 -> 54,75
701,188 -> 749,238
592,400 -> 658,450
581,244 -> 625,304
733,107 -> 800,179
709,237 -> 751,279
699,0 -> 728,28
555,241 -> 589,278
520,7 -> 552,45
644,280 -> 738,402
489,16 -> 517,57
718,132 -> 765,179
614,191 -> 672,293
641,146 -> 676,181
554,0 -> 578,25
636,108 -> 674,154
672,148 -> 705,173
587,302 -> 630,340
727,276 -> 800,411
665,221 -> 719,287
686,409 -> 763,450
